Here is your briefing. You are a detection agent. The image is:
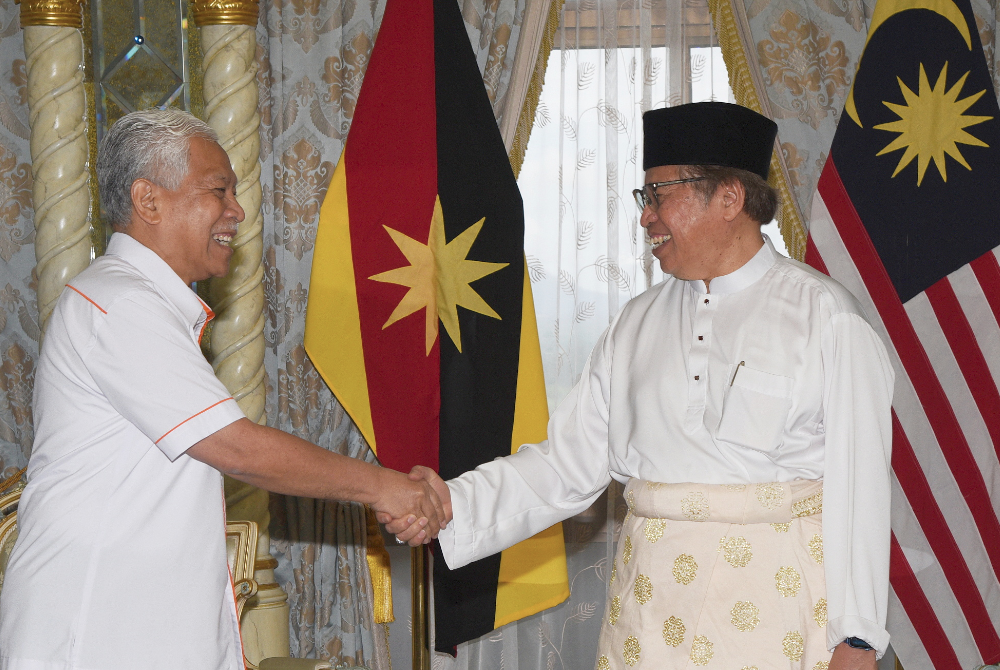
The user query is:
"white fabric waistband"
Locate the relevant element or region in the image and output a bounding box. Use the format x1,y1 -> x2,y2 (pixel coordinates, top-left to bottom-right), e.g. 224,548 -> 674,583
624,479 -> 823,524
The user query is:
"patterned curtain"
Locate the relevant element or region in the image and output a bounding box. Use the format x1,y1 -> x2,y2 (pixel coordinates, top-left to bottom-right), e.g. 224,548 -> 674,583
255,0 -> 534,664
718,0 -> 999,243
0,0 -> 35,483
432,2 -> 736,668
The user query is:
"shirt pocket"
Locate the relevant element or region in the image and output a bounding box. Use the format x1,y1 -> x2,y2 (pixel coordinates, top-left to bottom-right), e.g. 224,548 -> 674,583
716,364 -> 794,455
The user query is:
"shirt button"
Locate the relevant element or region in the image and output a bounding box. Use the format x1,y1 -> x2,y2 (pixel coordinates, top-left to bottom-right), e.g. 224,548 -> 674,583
704,298 -> 709,304
694,375 -> 700,380
698,335 -> 704,340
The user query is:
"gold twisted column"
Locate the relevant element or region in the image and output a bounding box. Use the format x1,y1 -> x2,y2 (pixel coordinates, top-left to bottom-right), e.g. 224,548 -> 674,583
194,0 -> 288,663
19,0 -> 91,335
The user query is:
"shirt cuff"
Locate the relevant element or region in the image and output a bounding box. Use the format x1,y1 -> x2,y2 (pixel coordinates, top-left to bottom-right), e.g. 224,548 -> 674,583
157,397 -> 245,461
827,616 -> 891,659
437,481 -> 477,570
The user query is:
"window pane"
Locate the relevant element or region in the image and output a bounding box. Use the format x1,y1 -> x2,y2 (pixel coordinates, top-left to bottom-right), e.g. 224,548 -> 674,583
689,46 -> 734,103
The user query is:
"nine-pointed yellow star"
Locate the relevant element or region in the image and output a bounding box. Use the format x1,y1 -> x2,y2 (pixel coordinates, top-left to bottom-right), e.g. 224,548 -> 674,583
369,195 -> 509,355
874,62 -> 992,185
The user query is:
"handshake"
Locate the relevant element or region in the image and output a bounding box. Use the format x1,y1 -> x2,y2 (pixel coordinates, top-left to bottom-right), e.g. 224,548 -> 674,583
373,466 -> 454,546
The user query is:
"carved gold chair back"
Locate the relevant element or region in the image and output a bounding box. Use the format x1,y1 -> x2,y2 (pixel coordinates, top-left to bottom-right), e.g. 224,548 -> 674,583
226,519 -> 260,625
0,489 -> 23,596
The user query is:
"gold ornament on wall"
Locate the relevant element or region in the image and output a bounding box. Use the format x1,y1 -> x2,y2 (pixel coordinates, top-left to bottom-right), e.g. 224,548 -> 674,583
16,0 -> 84,28
191,0 -> 258,27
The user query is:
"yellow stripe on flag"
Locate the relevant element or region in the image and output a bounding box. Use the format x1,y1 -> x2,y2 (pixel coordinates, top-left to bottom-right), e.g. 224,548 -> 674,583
494,257 -> 569,628
304,155 -> 377,451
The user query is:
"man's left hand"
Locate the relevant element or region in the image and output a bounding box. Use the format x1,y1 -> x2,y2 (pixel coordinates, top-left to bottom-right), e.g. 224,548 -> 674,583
829,643 -> 876,670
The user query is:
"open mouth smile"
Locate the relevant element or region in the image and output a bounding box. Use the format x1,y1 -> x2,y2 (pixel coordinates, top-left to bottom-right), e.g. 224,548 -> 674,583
648,234 -> 672,248
212,233 -> 234,247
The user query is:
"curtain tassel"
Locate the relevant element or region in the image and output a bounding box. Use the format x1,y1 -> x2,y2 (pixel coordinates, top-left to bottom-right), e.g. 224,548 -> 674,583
365,506 -> 394,624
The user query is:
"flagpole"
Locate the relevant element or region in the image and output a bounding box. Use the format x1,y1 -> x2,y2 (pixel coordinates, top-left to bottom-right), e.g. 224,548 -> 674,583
411,545 -> 430,670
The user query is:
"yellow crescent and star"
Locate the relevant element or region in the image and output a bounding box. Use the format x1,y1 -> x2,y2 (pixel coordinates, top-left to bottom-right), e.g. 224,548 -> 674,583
369,195 -> 508,355
847,0 -> 993,185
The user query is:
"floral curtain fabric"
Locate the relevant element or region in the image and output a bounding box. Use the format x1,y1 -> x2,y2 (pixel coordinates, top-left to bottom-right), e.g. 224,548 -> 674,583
254,0 -> 530,664
0,0 -> 35,483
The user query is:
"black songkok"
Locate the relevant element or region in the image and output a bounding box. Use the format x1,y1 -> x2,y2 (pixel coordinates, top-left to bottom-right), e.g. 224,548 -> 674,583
642,102 -> 777,179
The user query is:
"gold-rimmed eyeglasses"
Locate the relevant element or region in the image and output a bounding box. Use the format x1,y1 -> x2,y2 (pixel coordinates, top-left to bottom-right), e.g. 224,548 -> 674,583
632,177 -> 707,211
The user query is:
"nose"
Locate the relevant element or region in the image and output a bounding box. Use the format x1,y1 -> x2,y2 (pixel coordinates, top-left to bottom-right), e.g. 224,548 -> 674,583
640,203 -> 657,229
228,192 -> 246,223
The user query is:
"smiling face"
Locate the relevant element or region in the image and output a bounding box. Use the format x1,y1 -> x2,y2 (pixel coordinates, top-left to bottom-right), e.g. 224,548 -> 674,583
150,136 -> 244,284
640,165 -> 759,283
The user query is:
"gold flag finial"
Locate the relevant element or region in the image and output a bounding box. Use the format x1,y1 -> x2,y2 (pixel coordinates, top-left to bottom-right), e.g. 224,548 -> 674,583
16,0 -> 85,28
191,0 -> 259,26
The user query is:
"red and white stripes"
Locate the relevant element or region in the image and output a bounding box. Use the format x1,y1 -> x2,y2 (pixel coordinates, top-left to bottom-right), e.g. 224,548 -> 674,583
807,159 -> 1000,669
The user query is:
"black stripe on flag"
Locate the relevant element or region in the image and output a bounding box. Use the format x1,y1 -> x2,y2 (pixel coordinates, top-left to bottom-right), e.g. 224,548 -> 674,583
431,0 -> 527,651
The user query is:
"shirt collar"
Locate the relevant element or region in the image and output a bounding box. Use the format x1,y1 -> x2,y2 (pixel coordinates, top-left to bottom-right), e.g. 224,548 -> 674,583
105,233 -> 215,337
687,235 -> 778,296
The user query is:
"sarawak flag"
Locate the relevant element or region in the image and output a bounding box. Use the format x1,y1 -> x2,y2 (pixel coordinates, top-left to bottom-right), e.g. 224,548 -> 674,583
303,0 -> 569,650
805,0 -> 1000,665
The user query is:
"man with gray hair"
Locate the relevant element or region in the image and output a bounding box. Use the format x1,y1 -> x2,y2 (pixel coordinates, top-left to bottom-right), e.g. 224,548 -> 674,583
0,109 -> 448,670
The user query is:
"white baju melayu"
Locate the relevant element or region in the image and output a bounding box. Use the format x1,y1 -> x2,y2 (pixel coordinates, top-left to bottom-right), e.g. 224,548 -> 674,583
438,237 -> 895,658
0,233 -> 246,670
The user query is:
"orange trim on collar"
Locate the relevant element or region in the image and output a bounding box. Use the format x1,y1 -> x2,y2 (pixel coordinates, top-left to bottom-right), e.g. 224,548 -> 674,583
197,302 -> 215,345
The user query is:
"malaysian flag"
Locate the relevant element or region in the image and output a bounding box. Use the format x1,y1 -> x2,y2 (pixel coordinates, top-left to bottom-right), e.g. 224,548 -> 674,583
805,0 -> 1000,665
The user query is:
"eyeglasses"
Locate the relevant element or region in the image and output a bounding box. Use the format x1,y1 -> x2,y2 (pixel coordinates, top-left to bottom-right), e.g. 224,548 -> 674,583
632,177 -> 707,211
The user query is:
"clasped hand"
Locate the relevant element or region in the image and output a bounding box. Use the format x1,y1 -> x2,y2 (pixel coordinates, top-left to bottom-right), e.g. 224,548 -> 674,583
373,466 -> 452,546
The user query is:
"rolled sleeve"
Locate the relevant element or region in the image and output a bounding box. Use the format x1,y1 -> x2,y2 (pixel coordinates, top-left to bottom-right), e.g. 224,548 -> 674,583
88,294 -> 246,461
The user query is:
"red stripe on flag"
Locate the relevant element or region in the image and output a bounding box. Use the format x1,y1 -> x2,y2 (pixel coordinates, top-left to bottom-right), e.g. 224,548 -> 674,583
804,235 -> 829,275
819,159 -> 1000,587
971,252 -> 1000,330
808,230 -> 1000,658
925,278 -> 1000,464
891,412 -> 1000,657
345,0 -> 441,472
890,534 -> 963,670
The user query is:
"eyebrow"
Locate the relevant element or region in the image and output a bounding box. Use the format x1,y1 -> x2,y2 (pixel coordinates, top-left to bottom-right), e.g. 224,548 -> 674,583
203,173 -> 235,186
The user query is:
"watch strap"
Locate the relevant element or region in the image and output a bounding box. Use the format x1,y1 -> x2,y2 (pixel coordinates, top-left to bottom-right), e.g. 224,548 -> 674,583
845,637 -> 874,651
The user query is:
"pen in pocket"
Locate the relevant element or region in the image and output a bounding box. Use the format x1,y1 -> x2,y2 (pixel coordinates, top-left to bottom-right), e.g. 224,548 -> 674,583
729,361 -> 745,386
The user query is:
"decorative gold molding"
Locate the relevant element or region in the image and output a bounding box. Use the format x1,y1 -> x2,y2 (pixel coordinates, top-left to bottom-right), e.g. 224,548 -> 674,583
191,0 -> 259,27
706,0 -> 808,261
253,556 -> 278,571
0,467 -> 25,495
16,0 -> 84,28
509,0 -> 565,178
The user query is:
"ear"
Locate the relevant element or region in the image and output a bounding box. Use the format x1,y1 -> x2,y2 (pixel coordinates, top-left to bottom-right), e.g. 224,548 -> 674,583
130,178 -> 160,226
719,179 -> 746,223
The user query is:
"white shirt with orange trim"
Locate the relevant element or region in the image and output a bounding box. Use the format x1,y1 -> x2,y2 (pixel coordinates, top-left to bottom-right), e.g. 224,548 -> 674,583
0,233 -> 246,670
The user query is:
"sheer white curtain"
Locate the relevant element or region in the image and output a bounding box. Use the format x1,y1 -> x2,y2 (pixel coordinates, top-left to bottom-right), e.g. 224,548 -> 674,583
522,0 -> 736,409
430,2 -> 793,670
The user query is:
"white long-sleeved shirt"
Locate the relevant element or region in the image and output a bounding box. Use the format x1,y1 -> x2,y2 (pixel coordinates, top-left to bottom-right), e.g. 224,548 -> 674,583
438,238 -> 895,656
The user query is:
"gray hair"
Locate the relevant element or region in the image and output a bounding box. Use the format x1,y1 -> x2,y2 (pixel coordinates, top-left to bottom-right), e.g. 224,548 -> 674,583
97,109 -> 219,229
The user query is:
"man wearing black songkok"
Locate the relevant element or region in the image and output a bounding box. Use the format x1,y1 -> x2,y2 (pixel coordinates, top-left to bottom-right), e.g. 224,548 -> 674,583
394,102 -> 894,670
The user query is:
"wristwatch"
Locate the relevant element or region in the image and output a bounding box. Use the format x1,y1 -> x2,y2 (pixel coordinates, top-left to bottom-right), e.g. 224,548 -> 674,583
845,637 -> 874,651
